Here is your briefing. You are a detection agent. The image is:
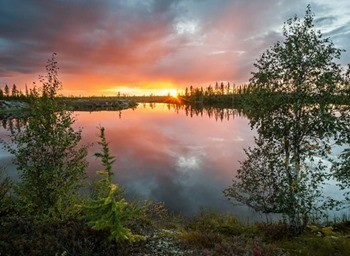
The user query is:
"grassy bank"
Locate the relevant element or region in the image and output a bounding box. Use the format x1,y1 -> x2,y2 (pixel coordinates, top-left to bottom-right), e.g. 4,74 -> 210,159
1,207 -> 350,256
59,97 -> 138,111
0,97 -> 139,113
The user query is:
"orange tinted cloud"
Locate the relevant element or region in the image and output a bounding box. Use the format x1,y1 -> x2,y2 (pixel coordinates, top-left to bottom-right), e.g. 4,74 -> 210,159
0,0 -> 349,95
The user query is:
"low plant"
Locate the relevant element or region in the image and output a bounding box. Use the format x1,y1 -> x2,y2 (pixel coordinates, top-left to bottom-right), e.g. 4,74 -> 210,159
80,127 -> 144,242
275,234 -> 350,256
186,211 -> 247,236
179,211 -> 249,252
0,168 -> 12,216
3,54 -> 88,218
255,221 -> 292,241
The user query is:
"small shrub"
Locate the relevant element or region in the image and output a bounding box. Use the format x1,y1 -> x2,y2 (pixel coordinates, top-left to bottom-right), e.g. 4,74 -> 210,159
179,230 -> 223,249
255,221 -> 292,241
186,211 -> 246,237
127,200 -> 174,235
0,215 -> 146,255
3,54 -> 88,218
276,235 -> 350,256
81,183 -> 144,242
80,127 -> 143,242
0,168 -> 12,215
180,211 -> 252,252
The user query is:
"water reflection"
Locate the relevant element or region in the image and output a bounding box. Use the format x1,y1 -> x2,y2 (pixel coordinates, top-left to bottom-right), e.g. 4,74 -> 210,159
0,116 -> 27,134
77,104 -> 256,217
0,104 -> 258,218
141,103 -> 246,122
0,115 -> 26,180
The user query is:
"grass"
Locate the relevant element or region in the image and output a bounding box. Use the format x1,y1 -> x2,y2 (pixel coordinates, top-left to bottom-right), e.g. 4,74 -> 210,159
175,212 -> 350,256
1,200 -> 350,255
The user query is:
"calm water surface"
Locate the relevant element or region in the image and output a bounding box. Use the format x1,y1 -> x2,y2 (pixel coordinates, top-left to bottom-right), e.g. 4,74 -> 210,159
75,103 -> 258,218
0,103 -> 345,219
0,104 -> 256,217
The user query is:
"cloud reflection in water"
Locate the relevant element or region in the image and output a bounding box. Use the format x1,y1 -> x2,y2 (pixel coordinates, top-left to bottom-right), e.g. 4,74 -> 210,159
76,103 -> 257,217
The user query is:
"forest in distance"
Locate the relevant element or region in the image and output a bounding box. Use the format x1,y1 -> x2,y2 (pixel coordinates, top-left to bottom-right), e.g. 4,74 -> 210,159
1,6 -> 350,256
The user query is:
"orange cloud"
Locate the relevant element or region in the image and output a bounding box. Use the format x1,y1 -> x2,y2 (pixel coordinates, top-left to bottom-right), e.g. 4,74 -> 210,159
1,0 -> 349,95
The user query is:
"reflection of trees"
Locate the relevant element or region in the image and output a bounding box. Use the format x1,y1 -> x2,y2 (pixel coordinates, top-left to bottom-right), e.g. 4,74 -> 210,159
0,115 -> 28,134
171,103 -> 247,121
332,106 -> 350,204
225,133 -> 329,227
140,102 -> 248,121
227,99 -> 350,233
335,147 -> 350,201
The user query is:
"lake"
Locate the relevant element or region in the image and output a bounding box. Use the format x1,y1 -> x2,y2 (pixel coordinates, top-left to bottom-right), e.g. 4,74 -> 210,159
0,103 -> 346,219
0,103 -> 260,218
76,103 -> 258,218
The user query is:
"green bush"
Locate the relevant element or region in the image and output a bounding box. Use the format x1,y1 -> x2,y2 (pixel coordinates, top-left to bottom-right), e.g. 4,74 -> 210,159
81,183 -> 143,242
80,127 -> 143,242
276,235 -> 350,256
0,215 -> 143,256
0,168 -> 12,215
3,54 -> 87,218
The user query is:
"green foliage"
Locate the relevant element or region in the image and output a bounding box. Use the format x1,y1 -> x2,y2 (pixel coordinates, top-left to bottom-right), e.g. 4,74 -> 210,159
180,212 -> 248,250
4,84 -> 9,97
92,127 -> 113,172
3,53 -> 88,217
179,230 -> 223,249
0,216 -> 134,256
89,127 -> 123,200
127,200 -> 176,234
225,142 -> 287,214
275,234 -> 350,256
80,127 -> 143,242
225,5 -> 350,234
186,211 -> 247,237
334,148 -> 350,188
251,5 -> 343,95
179,212 -> 285,255
332,110 -> 350,204
181,212 -> 350,255
0,168 -> 12,215
225,137 -> 326,229
82,183 -> 143,242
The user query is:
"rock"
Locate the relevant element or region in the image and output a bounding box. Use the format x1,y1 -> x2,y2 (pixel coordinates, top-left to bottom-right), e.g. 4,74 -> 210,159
0,100 -> 30,110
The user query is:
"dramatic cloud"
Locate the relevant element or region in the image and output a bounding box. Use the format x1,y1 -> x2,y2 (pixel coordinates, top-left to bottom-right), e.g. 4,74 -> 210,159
0,0 -> 349,95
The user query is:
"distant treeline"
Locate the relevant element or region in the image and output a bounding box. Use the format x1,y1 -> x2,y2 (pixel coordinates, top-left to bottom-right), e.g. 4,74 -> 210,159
178,81 -> 350,107
0,84 -> 30,100
1,81 -> 349,107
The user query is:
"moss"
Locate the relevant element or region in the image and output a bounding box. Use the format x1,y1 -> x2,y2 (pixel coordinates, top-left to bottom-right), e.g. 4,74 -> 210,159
276,235 -> 350,256
179,231 -> 223,249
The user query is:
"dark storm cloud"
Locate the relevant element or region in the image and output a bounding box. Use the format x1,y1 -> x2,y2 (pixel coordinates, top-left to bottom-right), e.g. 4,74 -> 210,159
0,0 -> 178,72
0,0 -> 349,93
0,0 -> 107,77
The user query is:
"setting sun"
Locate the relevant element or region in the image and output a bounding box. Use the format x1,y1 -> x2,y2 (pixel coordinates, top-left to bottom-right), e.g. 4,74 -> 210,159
168,89 -> 178,98
1,2 -> 350,254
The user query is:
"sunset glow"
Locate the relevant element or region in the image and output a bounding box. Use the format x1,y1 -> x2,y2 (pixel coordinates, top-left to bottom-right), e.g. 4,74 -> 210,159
168,89 -> 178,98
0,0 -> 349,96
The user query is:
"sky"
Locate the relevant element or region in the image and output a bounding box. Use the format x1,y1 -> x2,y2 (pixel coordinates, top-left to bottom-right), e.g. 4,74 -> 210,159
0,0 -> 349,96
